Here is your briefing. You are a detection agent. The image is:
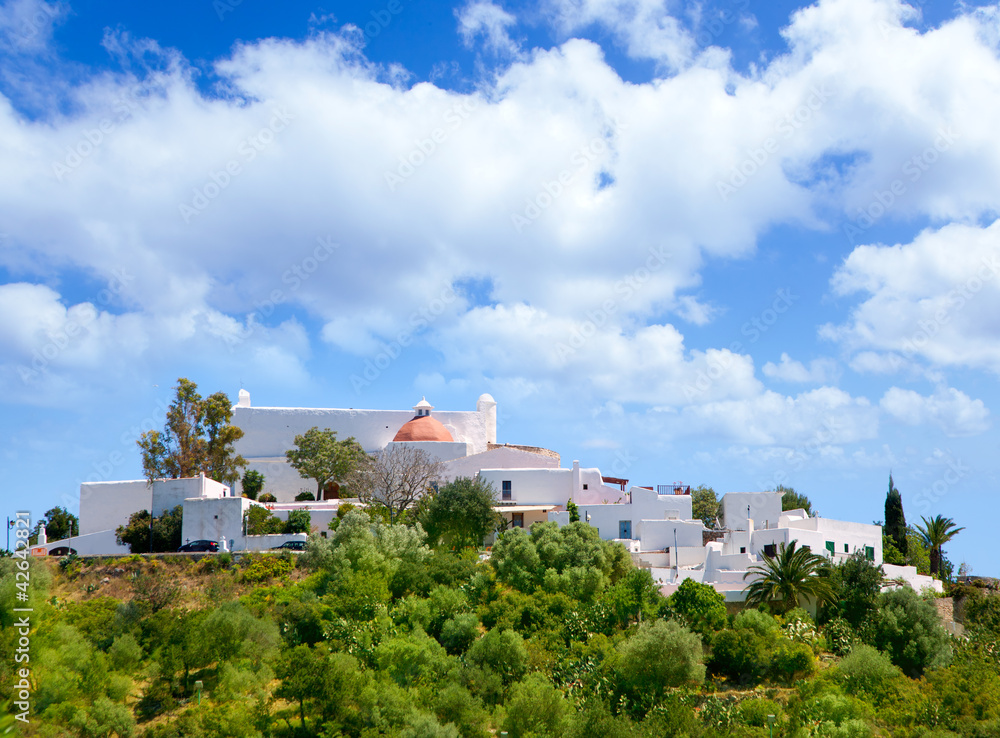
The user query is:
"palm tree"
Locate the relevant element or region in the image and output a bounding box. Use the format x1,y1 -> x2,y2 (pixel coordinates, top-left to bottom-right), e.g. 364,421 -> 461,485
915,515 -> 964,577
743,540 -> 834,613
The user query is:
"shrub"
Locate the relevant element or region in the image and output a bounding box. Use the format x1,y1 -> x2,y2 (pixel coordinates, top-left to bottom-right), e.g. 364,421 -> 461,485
502,673 -> 570,738
666,577 -> 728,637
618,619 -> 706,699
285,509 -> 312,534
240,555 -> 295,584
440,613 -> 480,655
772,640 -> 816,681
295,491 -> 315,501
867,587 -> 952,676
836,644 -> 903,702
259,493 -> 277,503
738,697 -> 782,727
824,617 -> 855,656
466,628 -> 528,685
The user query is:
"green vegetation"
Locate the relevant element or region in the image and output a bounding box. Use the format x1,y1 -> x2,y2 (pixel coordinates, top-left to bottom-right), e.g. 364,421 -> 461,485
285,426 -> 365,500
242,469 -> 265,500
743,540 -> 834,614
691,485 -> 719,528
4,507 -> 995,738
885,473 -> 908,556
115,505 -> 184,553
916,515 -> 965,578
137,378 -> 247,487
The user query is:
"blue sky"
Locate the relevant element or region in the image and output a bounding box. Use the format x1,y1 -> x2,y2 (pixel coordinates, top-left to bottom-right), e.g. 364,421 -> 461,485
1,0 -> 998,573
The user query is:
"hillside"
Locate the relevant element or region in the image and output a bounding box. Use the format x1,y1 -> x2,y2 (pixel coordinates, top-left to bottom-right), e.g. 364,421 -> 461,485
2,513 -> 1000,737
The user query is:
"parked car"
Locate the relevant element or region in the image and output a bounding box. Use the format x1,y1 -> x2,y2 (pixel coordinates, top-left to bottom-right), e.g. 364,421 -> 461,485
270,540 -> 306,551
48,546 -> 77,556
178,540 -> 218,552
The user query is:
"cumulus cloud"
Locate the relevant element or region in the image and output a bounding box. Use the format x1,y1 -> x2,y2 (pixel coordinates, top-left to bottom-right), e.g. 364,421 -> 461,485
880,386 -> 991,436
456,1 -> 521,56
543,0 -> 695,70
2,0 -> 1000,456
822,220 -> 1000,372
763,353 -> 839,384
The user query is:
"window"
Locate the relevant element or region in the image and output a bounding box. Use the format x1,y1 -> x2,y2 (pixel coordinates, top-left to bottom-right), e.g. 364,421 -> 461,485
763,543 -> 777,558
511,513 -> 524,528
583,483 -> 588,490
825,541 -> 835,554
844,543 -> 849,553
740,547 -> 746,554
502,480 -> 511,501
619,520 -> 632,539
865,546 -> 875,561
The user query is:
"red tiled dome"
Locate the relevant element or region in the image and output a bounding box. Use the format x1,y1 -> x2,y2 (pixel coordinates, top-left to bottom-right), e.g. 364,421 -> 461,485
392,415 -> 454,442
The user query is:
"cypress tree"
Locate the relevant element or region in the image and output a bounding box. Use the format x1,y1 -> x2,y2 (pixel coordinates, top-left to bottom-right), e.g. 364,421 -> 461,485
884,473 -> 908,556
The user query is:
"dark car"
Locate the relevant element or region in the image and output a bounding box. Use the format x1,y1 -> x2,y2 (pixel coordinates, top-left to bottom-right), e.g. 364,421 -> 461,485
178,540 -> 219,552
270,540 -> 306,551
48,546 -> 77,556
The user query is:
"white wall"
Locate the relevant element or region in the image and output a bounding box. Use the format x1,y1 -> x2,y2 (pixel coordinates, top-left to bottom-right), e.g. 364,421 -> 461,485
181,496 -> 253,549
243,533 -> 308,551
443,446 -> 559,483
720,492 -> 783,531
577,486 -> 695,542
637,519 -> 704,550
478,468 -> 573,505
31,529 -> 130,557
231,395 -> 495,459
80,480 -> 151,536
385,440 -> 470,463
152,476 -> 229,517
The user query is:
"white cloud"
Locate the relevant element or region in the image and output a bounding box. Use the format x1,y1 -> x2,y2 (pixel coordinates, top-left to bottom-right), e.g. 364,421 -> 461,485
676,387 -> 878,446
823,220 -> 1000,372
763,353 -> 838,383
456,1 -> 521,56
2,0 -> 1000,433
543,0 -> 695,70
880,386 -> 991,436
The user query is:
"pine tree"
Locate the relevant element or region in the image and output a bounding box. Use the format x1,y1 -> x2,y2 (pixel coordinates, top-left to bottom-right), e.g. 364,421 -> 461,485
884,473 -> 908,556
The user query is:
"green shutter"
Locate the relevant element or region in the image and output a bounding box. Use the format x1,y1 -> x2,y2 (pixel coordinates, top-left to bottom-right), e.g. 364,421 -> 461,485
865,546 -> 874,561
825,541 -> 835,554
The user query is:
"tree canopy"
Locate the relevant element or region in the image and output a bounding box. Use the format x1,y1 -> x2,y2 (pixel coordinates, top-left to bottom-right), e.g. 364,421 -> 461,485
691,485 -> 719,528
777,485 -> 814,516
285,426 -> 364,499
420,476 -> 500,549
743,540 -> 834,613
137,378 -> 246,487
351,444 -> 443,523
884,473 -> 908,556
115,505 -> 183,553
915,515 -> 964,578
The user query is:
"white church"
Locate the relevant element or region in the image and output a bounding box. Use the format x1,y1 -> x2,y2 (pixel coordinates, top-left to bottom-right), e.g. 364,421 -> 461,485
33,391 -> 940,597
